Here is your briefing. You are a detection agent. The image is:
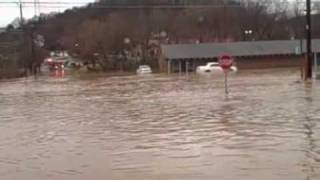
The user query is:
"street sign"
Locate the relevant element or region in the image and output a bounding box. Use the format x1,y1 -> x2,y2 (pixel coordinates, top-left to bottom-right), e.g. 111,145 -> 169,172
219,54 -> 233,70
219,54 -> 234,95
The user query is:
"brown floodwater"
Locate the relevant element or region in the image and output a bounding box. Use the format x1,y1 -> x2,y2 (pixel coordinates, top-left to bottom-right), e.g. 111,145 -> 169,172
0,68 -> 320,180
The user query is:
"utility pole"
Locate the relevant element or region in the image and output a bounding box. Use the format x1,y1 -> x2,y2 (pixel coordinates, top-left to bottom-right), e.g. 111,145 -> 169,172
18,0 -> 29,75
30,26 -> 36,74
304,0 -> 312,80
34,0 -> 37,17
19,0 -> 24,26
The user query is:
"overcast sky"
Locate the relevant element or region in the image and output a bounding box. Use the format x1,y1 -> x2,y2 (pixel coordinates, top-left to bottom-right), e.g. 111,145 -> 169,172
0,0 -> 95,27
0,0 -> 308,28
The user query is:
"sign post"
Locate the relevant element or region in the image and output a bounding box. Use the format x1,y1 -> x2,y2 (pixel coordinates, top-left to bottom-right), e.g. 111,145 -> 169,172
224,71 -> 228,94
219,54 -> 234,95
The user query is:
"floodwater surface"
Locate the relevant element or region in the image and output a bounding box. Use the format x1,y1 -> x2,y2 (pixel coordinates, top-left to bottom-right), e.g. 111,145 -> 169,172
0,69 -> 320,180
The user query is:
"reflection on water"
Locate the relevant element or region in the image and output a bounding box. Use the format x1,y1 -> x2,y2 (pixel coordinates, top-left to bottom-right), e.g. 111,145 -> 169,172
52,69 -> 65,78
0,68 -> 320,180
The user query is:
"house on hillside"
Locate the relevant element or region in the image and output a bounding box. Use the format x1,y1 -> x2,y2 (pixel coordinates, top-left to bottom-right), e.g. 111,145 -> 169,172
159,39 -> 320,75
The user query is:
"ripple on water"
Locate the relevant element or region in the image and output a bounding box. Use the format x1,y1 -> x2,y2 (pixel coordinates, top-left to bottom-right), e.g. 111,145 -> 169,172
0,69 -> 319,180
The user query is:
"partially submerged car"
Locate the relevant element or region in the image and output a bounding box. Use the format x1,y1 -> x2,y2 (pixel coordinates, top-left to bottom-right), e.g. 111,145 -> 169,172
196,62 -> 237,74
136,65 -> 152,74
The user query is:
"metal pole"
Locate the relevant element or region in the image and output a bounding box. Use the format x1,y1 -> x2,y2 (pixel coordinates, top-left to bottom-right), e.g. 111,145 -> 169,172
179,60 -> 182,75
34,0 -> 37,16
19,0 -> 24,26
304,0 -> 312,80
167,59 -> 171,74
315,53 -> 318,77
19,0 -> 29,75
31,27 -> 36,74
224,72 -> 229,94
186,60 -> 189,76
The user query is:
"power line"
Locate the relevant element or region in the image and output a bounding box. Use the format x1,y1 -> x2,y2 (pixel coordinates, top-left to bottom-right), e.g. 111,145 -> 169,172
0,1 -> 93,5
1,1 -> 320,8
0,1 -> 244,9
3,0 -> 316,5
2,1 -> 320,12
1,0 -> 320,4
1,5 -> 244,9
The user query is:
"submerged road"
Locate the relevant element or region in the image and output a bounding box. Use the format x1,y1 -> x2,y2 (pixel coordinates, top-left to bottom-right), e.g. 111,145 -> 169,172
0,68 -> 319,180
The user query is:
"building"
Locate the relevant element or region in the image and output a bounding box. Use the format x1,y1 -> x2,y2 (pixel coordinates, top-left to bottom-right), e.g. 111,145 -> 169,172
159,39 -> 320,74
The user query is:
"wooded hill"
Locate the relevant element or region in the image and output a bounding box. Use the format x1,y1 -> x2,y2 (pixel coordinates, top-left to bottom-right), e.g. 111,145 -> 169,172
1,0 -> 320,77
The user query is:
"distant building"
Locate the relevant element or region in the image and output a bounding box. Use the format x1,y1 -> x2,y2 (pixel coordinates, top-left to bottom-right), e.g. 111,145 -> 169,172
159,39 -> 320,73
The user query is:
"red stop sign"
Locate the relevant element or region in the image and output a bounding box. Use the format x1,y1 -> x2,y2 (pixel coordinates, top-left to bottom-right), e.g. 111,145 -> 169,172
219,54 -> 234,70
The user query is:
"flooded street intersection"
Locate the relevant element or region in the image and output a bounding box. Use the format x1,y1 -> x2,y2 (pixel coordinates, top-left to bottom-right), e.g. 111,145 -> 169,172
0,69 -> 320,180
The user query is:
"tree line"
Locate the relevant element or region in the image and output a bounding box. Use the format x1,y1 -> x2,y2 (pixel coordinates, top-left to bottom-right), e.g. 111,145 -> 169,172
1,0 -> 320,77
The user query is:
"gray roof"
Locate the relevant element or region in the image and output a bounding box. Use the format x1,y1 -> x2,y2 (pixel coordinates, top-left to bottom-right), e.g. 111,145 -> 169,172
161,39 -> 320,60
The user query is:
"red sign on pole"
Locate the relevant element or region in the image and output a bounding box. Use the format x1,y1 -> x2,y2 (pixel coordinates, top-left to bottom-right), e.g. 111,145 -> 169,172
219,54 -> 234,70
218,54 -> 234,95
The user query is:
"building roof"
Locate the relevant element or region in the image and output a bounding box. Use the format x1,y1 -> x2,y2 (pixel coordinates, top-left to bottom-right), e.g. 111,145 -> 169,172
161,39 -> 320,60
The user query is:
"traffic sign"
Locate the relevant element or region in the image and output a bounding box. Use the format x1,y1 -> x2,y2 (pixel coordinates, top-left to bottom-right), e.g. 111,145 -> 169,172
218,54 -> 234,95
219,54 -> 233,70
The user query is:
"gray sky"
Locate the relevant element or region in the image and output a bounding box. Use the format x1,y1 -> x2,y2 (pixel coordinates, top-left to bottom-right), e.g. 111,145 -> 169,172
0,0 -> 95,27
0,0 -> 309,28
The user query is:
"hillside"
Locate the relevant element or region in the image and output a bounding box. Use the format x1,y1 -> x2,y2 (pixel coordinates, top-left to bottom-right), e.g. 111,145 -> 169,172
1,0 -> 320,77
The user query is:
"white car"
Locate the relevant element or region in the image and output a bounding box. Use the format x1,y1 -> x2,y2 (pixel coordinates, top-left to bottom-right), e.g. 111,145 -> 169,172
136,65 -> 152,74
196,62 -> 237,74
